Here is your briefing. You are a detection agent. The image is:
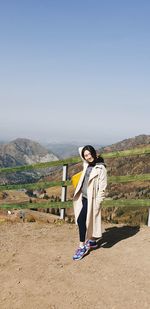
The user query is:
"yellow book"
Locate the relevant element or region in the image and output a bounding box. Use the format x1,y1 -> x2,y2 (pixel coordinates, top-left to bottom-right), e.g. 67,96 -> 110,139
71,171 -> 82,189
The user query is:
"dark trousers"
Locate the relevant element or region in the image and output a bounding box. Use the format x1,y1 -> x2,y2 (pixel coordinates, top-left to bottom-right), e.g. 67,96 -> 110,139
77,196 -> 88,242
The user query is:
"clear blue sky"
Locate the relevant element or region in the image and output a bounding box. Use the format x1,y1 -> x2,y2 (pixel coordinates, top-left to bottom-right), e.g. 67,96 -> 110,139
0,0 -> 150,145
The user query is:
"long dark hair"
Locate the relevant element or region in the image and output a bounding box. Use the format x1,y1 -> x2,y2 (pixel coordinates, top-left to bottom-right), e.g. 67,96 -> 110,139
81,145 -> 105,166
82,145 -> 97,161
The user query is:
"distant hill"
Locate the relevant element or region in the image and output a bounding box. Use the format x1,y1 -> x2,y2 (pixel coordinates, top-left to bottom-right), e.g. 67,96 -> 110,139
0,138 -> 59,168
99,134 -> 150,153
46,143 -> 79,159
46,142 -> 103,159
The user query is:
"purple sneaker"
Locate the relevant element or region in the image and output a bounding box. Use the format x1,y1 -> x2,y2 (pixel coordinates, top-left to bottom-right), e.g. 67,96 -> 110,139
73,246 -> 89,261
85,239 -> 98,250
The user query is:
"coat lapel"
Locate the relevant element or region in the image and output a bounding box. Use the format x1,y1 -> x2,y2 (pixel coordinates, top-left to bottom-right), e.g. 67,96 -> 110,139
88,166 -> 99,182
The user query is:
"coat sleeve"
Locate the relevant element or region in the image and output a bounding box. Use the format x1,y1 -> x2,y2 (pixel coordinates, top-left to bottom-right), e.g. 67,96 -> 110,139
96,166 -> 107,207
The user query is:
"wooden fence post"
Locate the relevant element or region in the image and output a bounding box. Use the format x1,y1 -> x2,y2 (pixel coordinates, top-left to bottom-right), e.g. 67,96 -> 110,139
60,164 -> 68,219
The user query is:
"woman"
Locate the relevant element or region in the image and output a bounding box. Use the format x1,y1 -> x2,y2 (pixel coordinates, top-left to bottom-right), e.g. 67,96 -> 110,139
73,145 -> 107,260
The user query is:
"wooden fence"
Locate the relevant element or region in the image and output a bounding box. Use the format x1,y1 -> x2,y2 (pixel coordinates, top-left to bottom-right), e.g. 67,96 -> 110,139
0,147 -> 150,225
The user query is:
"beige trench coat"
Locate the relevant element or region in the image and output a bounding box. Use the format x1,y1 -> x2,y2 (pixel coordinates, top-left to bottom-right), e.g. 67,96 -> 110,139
73,147 -> 107,239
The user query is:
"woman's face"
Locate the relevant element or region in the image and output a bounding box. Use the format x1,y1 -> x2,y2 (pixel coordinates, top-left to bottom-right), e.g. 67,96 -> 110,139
83,150 -> 94,163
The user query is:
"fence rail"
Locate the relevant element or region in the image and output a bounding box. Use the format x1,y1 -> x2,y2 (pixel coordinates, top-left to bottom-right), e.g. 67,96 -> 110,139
0,173 -> 150,192
0,199 -> 150,210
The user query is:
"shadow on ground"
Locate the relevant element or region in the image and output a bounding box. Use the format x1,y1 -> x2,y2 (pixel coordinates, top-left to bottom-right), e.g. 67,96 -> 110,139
98,225 -> 140,248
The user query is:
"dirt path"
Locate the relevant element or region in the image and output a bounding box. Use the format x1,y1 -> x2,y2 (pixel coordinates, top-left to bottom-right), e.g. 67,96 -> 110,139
0,221 -> 150,309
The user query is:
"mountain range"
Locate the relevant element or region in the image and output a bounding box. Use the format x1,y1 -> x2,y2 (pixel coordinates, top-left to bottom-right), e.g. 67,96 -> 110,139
0,135 -> 149,169
0,138 -> 58,168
